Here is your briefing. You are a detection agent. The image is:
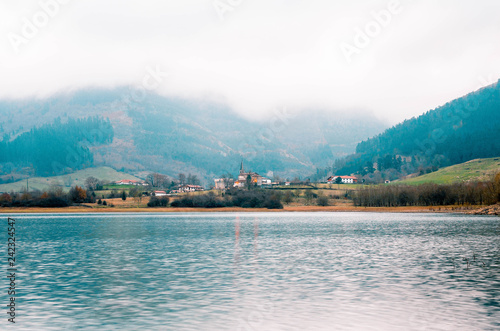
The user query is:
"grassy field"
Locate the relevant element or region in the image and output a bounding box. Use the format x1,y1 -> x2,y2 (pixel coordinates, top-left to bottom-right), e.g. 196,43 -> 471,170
0,167 -> 141,193
398,158 -> 500,185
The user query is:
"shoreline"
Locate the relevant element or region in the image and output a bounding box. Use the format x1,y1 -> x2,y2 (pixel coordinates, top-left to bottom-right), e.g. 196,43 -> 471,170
0,205 -> 486,214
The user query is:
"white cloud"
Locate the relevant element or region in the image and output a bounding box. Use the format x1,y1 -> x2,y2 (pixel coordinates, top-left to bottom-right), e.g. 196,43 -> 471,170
0,0 -> 499,124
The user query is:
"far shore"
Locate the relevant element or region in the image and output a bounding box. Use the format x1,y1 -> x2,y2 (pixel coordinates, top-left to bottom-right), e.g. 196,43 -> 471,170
0,205 -> 484,214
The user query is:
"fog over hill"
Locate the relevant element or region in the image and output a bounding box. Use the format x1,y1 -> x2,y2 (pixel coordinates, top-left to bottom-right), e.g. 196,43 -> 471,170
0,88 -> 387,184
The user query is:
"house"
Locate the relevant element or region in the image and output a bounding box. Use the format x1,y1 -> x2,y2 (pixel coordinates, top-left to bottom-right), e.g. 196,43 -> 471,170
154,191 -> 167,196
178,185 -> 204,193
327,176 -> 358,184
261,178 -> 272,186
115,179 -> 147,186
115,179 -> 137,185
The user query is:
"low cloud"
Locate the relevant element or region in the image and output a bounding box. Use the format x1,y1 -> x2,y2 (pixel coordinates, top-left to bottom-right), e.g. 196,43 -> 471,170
0,0 -> 499,124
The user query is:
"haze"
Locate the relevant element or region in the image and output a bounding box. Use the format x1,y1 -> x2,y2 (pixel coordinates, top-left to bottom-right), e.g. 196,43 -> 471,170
1,0 -> 499,124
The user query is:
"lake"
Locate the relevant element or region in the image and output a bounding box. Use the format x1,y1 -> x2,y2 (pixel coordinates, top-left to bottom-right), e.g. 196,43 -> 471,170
1,212 -> 499,330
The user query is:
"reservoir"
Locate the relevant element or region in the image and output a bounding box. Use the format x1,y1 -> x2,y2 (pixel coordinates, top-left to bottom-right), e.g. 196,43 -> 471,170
2,212 -> 499,330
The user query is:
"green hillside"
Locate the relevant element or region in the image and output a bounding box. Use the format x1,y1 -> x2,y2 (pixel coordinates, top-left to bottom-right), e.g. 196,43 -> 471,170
0,88 -> 387,182
398,158 -> 500,185
0,167 -> 141,193
333,80 -> 500,183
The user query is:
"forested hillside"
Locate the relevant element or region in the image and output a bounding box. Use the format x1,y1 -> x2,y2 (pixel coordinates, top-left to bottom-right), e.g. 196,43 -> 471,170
0,117 -> 113,179
332,80 -> 500,182
0,88 -> 387,183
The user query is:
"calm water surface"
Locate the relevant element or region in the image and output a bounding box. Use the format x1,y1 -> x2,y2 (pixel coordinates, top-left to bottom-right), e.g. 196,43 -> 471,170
1,212 -> 499,330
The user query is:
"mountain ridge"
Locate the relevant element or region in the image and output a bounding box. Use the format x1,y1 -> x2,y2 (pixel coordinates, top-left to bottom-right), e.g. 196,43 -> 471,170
331,79 -> 500,183
0,87 -> 388,184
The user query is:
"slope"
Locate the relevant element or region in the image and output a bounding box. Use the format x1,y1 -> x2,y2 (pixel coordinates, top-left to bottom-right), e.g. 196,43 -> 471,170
333,79 -> 500,182
397,158 -> 500,185
0,88 -> 387,183
0,167 -> 140,193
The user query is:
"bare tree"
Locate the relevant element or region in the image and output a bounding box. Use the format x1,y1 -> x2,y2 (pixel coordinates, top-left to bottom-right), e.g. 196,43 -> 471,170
147,173 -> 169,188
129,186 -> 143,204
221,173 -> 234,190
187,173 -> 200,185
84,176 -> 100,191
178,173 -> 186,185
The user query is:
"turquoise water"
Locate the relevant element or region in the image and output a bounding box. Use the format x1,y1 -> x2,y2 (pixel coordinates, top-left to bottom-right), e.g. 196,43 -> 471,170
1,212 -> 499,330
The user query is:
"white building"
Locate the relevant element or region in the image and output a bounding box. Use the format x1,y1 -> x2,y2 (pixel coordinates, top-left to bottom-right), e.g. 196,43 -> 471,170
178,185 -> 204,193
327,176 -> 358,184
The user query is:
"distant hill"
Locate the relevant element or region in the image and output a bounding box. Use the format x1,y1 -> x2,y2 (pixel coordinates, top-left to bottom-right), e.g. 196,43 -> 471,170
0,116 -> 113,177
397,158 -> 500,185
332,80 -> 500,182
0,167 -> 140,193
0,88 -> 387,184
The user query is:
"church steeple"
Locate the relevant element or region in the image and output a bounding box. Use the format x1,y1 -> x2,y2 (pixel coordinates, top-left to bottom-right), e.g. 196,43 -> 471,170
240,161 -> 244,174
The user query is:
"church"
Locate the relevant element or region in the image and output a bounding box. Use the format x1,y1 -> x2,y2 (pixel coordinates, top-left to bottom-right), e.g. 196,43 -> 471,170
234,161 -> 264,188
214,162 -> 272,189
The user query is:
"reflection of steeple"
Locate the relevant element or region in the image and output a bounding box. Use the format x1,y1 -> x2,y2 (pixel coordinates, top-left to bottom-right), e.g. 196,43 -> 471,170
240,161 -> 244,174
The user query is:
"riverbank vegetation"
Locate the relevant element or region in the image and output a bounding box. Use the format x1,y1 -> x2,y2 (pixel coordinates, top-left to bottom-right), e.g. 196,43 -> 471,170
169,190 -> 283,209
2,174 -> 499,211
354,174 -> 500,207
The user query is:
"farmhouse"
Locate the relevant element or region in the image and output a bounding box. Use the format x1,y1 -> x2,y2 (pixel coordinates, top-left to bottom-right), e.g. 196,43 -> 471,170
115,179 -> 147,186
327,176 -> 358,184
178,185 -> 204,193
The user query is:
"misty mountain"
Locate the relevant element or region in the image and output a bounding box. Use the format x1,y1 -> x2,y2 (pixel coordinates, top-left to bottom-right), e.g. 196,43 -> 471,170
332,80 -> 500,182
0,88 -> 387,184
0,117 -> 113,177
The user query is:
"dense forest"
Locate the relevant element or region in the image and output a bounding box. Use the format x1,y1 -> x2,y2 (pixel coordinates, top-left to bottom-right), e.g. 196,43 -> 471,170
0,116 -> 113,177
330,80 -> 500,182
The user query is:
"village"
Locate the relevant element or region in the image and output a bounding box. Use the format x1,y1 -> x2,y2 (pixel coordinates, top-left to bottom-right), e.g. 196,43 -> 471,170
112,161 -> 360,197
0,161 -> 364,209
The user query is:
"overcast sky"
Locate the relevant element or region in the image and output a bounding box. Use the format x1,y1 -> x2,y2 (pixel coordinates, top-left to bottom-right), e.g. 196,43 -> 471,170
0,0 -> 499,124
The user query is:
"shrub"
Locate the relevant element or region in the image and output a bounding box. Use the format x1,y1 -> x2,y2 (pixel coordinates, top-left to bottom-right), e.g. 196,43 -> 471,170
317,196 -> 329,206
69,185 -> 86,203
38,197 -> 69,207
283,191 -> 294,204
147,196 -> 169,207
168,189 -> 283,209
265,198 -> 283,209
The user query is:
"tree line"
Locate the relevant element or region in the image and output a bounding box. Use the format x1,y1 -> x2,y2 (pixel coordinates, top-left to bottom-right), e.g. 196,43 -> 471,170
0,185 -> 93,207
164,189 -> 283,209
328,80 -> 500,183
354,175 -> 500,207
0,116 -> 113,177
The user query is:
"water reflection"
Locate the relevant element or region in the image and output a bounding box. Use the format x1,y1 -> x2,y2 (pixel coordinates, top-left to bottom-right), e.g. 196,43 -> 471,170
2,212 -> 499,330
234,215 -> 240,279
